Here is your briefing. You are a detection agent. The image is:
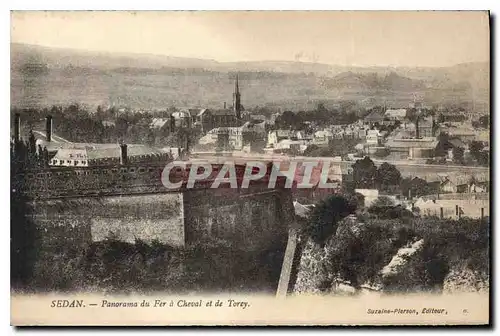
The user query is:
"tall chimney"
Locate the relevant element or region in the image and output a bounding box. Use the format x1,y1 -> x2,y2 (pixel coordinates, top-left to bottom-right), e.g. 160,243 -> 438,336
45,115 -> 53,142
170,115 -> 176,133
14,113 -> 21,143
224,102 -> 227,109
415,116 -> 420,139
120,144 -> 128,165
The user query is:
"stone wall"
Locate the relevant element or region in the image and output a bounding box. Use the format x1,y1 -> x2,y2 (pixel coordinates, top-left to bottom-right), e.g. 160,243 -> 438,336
414,198 -> 489,219
30,193 -> 185,247
183,187 -> 291,251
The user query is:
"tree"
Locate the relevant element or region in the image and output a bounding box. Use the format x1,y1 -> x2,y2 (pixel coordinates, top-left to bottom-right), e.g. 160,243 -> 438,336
352,156 -> 377,189
469,141 -> 484,162
370,196 -> 396,208
452,146 -> 465,164
478,115 -> 490,129
401,177 -> 432,198
304,195 -> 357,247
276,111 -> 299,129
376,162 -> 402,192
435,132 -> 451,157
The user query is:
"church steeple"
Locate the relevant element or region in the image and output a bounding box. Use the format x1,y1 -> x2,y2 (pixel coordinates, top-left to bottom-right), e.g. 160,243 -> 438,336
233,74 -> 241,119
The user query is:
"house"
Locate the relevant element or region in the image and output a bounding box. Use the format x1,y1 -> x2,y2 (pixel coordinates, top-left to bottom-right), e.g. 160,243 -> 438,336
172,109 -> 195,128
440,124 -> 476,142
438,172 -> 483,194
385,137 -> 439,160
198,126 -> 244,150
49,144 -> 168,167
198,122 -> 266,151
267,130 -> 293,148
312,130 -> 333,147
364,110 -> 385,125
355,189 -> 379,207
469,172 -> 489,193
415,115 -> 434,138
197,109 -> 241,133
366,129 -> 381,146
384,109 -> 407,121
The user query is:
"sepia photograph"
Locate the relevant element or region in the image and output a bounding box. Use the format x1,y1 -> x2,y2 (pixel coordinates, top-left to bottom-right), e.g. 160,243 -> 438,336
9,10 -> 491,326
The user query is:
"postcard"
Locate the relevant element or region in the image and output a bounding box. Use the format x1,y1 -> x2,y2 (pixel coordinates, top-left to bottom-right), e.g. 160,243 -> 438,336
10,10 -> 490,326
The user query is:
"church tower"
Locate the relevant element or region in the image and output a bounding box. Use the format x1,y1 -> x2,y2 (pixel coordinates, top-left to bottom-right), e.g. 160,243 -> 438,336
233,74 -> 241,119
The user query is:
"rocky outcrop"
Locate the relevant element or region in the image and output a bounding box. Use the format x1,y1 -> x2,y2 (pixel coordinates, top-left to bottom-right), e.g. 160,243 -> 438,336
293,239 -> 329,294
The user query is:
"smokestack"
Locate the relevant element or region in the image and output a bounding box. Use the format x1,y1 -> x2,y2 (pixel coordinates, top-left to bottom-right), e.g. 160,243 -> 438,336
440,207 -> 444,219
415,116 -> 420,139
45,115 -> 53,142
170,115 -> 175,132
120,144 -> 128,165
224,102 -> 227,109
14,113 -> 21,143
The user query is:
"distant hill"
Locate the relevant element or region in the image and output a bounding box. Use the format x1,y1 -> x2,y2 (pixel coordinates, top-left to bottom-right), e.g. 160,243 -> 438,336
10,43 -> 489,113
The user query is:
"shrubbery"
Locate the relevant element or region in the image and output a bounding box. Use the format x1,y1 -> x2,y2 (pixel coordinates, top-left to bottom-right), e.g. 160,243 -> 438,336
299,192 -> 490,294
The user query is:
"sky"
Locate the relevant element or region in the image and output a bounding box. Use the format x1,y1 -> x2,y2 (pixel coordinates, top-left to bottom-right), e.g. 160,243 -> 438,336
10,11 -> 490,67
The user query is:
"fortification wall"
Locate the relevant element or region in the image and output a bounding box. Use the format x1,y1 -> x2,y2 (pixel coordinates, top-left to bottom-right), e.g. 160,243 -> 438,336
30,193 -> 185,247
183,188 -> 291,251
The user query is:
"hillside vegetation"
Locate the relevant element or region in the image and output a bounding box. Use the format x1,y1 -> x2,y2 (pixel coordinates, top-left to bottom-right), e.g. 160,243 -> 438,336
11,43 -> 489,113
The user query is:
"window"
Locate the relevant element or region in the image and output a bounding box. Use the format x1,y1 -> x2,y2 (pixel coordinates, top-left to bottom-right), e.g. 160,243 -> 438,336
139,168 -> 146,173
82,161 -> 87,165
74,160 -> 79,166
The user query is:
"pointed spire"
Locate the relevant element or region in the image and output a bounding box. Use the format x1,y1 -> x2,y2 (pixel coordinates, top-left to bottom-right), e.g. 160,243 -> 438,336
233,73 -> 241,119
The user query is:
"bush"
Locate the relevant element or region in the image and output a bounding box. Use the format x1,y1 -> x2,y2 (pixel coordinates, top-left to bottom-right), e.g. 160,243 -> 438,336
303,195 -> 357,246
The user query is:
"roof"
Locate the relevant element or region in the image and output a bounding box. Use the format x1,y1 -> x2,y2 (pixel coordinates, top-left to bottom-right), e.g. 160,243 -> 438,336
210,109 -> 238,117
32,130 -> 71,144
293,201 -> 313,219
196,108 -> 209,117
384,109 -> 407,118
413,173 -> 443,183
250,114 -> 267,121
364,110 -> 385,122
442,126 -> 476,136
448,138 -> 466,149
149,118 -> 169,129
314,130 -> 333,138
172,110 -> 192,119
207,127 -> 243,135
441,172 -> 474,186
52,144 -> 165,161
